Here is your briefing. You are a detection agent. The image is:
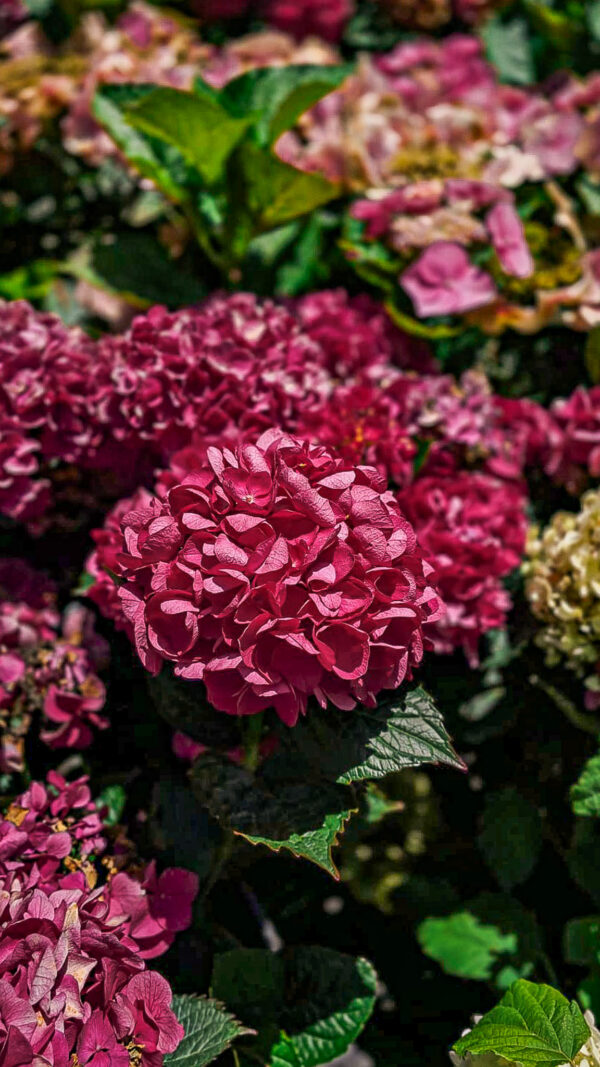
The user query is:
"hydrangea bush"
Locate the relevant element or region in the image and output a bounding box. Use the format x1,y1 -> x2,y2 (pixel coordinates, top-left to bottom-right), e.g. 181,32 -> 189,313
3,2 -> 600,1065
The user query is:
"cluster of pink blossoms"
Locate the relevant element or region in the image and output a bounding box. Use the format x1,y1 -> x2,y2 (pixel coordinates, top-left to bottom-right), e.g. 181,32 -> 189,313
0,292 -> 426,529
0,561 -> 109,773
101,431 -> 444,725
0,773 -> 197,1067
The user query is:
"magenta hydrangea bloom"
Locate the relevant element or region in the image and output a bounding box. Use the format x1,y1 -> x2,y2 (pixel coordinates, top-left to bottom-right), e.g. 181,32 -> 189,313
550,386 -> 600,490
398,468 -> 528,665
0,563 -> 109,772
401,242 -> 497,318
110,431 -> 444,725
0,774 -> 197,1067
264,0 -> 353,42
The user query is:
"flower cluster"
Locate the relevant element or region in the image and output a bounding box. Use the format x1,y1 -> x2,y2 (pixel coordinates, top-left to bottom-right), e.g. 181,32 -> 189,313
0,291 -> 430,529
0,773 -> 197,1067
379,0 -> 507,29
104,431 -> 444,725
0,562 -> 109,773
263,0 -> 353,42
399,467 -> 528,665
524,488 -> 600,704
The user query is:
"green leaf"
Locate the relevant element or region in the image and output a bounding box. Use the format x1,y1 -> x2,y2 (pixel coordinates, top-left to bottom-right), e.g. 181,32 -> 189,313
92,85 -> 183,201
481,18 -> 536,86
212,948 -> 377,1067
270,953 -> 376,1067
146,670 -> 240,750
164,995 -> 251,1067
227,142 -> 340,259
65,233 -> 206,310
572,750 -> 600,817
418,912 -> 517,982
218,64 -> 352,147
577,176 -> 600,218
589,1 -> 600,41
95,784 -> 126,827
124,86 -> 253,185
191,751 -> 355,877
452,980 -> 590,1067
564,916 -> 600,966
478,788 -> 542,891
585,329 -> 600,385
290,687 -> 465,786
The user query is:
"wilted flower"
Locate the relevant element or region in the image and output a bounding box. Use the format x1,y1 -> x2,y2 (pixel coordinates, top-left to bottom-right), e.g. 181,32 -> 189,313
108,430 -> 443,725
524,489 -> 600,695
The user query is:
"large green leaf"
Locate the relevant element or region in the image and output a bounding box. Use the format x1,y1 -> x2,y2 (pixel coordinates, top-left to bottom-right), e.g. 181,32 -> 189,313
418,912 -> 517,982
65,234 -> 205,310
290,687 -> 465,786
452,980 -> 590,1067
478,788 -> 542,891
227,142 -> 340,259
218,64 -> 352,146
124,86 -> 253,184
212,948 -> 376,1067
164,995 -> 250,1067
270,953 -> 376,1067
481,18 -> 536,86
92,85 -> 183,201
571,750 -> 600,817
191,751 -> 355,877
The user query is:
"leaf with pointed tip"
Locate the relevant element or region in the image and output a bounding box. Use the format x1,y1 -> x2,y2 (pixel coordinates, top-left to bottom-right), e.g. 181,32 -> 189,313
218,64 -> 353,146
164,995 -> 251,1067
289,687 -> 464,786
226,142 -> 340,259
270,953 -> 377,1067
452,980 -> 590,1067
212,947 -> 376,1067
191,751 -> 355,877
124,86 -> 253,184
92,85 -> 183,201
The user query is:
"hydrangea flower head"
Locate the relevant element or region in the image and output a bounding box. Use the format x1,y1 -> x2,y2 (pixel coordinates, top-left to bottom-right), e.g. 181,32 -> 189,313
111,431 -> 444,725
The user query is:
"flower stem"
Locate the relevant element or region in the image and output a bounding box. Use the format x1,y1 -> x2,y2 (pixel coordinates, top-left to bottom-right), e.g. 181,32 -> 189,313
244,713 -> 264,773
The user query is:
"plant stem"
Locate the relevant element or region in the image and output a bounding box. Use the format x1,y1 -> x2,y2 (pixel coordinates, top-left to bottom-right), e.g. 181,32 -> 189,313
529,675 -> 600,736
244,713 -> 264,773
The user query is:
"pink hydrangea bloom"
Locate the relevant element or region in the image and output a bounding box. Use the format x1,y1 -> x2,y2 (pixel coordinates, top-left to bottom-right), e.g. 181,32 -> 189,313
401,243 -> 497,318
398,469 -> 528,664
0,775 -> 196,1067
0,566 -> 109,771
110,431 -> 444,725
551,386 -> 600,490
264,0 -> 353,42
486,202 -> 534,279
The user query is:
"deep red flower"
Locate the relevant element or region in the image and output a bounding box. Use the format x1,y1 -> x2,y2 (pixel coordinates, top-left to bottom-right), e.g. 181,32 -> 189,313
111,431 -> 444,725
398,469 -> 527,664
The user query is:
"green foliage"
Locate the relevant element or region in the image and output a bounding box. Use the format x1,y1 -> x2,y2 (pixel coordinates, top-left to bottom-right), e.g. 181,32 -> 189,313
191,750 -> 355,877
92,66 -> 346,278
164,995 -> 250,1067
218,64 -> 352,147
480,17 -> 536,85
418,912 -> 518,982
212,947 -> 376,1066
95,784 -> 126,827
64,233 -> 206,310
563,916 -> 600,966
290,687 -> 465,786
478,788 -> 542,891
571,748 -> 600,817
453,980 -> 590,1067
